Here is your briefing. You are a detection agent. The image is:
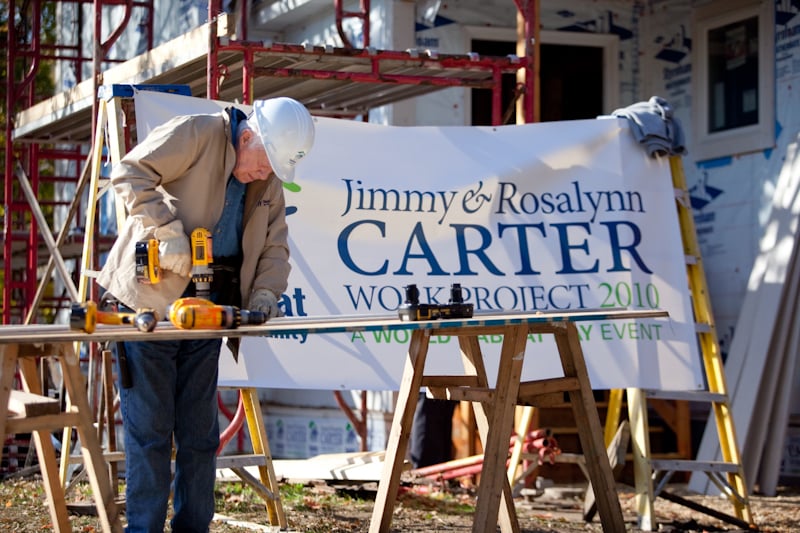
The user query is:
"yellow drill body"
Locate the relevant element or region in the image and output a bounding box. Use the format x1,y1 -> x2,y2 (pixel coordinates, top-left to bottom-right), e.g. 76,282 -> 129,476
167,297 -> 268,330
190,228 -> 213,297
135,227 -> 212,295
169,298 -> 237,329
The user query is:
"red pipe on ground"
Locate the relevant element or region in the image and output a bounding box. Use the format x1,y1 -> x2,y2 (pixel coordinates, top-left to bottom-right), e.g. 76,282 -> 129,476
411,429 -> 561,480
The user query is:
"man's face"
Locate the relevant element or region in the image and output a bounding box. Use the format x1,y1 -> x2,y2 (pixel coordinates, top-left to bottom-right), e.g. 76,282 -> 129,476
232,129 -> 274,183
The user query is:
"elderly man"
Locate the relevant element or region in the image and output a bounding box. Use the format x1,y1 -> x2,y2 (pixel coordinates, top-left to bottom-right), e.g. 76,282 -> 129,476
97,97 -> 315,532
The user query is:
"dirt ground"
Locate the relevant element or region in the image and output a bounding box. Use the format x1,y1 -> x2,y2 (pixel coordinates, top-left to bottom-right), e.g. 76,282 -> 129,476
1,473 -> 799,532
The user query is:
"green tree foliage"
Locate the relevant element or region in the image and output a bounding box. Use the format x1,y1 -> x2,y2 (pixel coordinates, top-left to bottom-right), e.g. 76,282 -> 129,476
2,1 -> 58,200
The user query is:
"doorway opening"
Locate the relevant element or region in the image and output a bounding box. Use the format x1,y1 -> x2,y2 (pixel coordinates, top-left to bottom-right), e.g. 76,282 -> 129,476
468,29 -> 619,125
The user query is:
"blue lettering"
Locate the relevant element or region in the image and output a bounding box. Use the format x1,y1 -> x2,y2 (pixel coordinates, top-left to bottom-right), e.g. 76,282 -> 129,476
344,285 -> 377,310
451,224 -> 504,276
599,221 -> 652,273
338,220 -> 388,275
497,223 -> 545,275
393,221 -> 447,276
551,222 -> 599,274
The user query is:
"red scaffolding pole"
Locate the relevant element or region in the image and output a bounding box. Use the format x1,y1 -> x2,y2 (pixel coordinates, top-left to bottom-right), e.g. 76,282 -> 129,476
2,0 -> 153,325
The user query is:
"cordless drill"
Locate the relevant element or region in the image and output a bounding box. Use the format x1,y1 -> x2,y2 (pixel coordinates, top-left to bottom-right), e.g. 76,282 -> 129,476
70,301 -> 158,333
167,297 -> 268,330
189,228 -> 213,298
136,227 -> 213,298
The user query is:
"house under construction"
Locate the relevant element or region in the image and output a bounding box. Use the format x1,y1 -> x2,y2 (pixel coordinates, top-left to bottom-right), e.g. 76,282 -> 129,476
3,0 -> 799,516
3,0 -> 545,325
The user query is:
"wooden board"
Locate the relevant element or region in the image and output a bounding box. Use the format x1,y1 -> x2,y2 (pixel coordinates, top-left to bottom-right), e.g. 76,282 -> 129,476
8,390 -> 61,417
583,420 -> 630,522
690,133 -> 800,495
217,452 -> 391,483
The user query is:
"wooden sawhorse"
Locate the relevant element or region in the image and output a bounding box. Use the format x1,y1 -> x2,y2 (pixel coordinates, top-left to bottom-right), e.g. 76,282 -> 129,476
1,340 -> 122,532
369,309 -> 667,533
0,323 -> 289,532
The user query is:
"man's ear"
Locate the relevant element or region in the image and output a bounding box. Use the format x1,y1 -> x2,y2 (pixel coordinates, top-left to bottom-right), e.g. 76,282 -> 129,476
240,128 -> 254,145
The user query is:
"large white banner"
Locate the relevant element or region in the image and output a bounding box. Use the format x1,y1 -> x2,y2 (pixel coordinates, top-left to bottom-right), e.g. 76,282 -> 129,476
133,91 -> 703,392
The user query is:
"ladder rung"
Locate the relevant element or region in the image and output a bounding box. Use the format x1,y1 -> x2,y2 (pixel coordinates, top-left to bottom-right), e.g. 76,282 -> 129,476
642,389 -> 728,403
216,454 -> 269,469
649,459 -> 740,474
694,322 -> 712,333
68,451 -> 126,464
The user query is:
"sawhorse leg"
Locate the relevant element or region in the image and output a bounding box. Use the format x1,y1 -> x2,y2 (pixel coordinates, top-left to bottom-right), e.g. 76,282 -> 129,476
369,329 -> 431,533
1,345 -> 72,531
553,323 -> 626,532
459,330 -> 525,533
1,343 -> 122,533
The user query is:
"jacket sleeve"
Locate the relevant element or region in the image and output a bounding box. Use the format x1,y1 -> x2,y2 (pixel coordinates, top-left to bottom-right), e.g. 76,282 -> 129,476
251,177 -> 291,298
110,115 -> 209,232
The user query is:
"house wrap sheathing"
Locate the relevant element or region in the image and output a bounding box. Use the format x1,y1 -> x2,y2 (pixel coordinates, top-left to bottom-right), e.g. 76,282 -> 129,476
51,0 -> 800,465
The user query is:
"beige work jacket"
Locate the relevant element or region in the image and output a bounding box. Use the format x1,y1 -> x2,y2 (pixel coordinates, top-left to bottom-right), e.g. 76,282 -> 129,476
97,109 -> 290,318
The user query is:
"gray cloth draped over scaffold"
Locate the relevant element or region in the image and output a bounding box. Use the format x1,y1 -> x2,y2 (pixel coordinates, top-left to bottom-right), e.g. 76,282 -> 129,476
611,96 -> 687,158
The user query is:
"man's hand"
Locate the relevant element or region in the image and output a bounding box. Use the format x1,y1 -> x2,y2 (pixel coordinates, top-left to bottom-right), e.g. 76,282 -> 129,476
250,289 -> 283,319
154,221 -> 191,277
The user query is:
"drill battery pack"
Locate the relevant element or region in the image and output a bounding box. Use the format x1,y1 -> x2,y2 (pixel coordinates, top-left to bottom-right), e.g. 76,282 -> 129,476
135,239 -> 161,284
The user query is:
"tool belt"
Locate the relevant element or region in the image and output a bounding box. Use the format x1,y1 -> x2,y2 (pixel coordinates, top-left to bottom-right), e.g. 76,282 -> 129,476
98,293 -> 134,388
209,255 -> 242,307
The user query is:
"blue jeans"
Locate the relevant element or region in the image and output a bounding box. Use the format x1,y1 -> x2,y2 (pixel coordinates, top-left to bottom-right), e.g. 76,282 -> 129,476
410,392 -> 456,469
118,337 -> 222,533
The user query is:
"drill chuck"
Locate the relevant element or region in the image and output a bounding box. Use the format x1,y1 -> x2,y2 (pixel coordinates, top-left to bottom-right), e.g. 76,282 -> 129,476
240,309 -> 268,325
134,311 -> 158,332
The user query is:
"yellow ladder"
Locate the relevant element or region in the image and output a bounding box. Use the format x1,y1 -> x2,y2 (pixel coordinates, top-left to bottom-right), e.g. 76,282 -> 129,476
72,88 -> 287,528
607,155 -> 754,530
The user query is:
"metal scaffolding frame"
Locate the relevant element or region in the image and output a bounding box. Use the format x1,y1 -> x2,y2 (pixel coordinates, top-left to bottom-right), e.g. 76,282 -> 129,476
3,0 -> 156,325
2,0 -> 539,325
2,0 -> 537,465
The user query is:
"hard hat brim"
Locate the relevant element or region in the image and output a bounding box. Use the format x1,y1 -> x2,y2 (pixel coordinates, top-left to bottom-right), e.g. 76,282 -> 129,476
251,97 -> 314,184
265,144 -> 296,183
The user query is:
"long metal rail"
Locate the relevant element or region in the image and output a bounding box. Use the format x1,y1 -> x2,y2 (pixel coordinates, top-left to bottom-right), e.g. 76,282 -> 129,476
0,308 -> 669,345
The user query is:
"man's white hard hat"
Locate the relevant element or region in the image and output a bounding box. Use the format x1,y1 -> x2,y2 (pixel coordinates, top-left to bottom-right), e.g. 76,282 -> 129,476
251,97 -> 315,183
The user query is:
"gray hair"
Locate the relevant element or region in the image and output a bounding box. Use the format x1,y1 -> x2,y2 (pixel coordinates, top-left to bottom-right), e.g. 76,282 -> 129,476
237,116 -> 264,151
238,116 -> 258,137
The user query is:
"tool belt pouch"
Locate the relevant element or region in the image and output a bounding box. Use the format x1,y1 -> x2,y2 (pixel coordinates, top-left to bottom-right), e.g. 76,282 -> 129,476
98,293 -> 133,388
211,256 -> 242,307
